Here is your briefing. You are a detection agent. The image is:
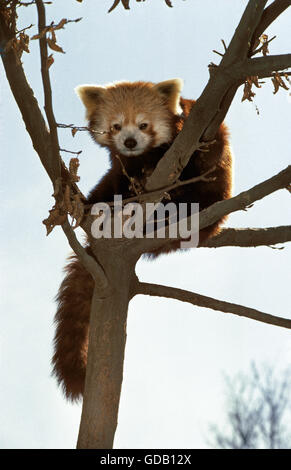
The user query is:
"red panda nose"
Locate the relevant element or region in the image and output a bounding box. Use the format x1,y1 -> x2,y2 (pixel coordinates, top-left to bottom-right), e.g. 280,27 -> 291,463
124,138 -> 137,149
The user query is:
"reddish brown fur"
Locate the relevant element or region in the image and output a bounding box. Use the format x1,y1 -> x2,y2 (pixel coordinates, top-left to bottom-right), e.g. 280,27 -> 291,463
52,84 -> 232,400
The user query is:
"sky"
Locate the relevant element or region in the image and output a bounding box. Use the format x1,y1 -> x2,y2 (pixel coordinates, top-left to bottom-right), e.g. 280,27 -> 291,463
0,0 -> 290,449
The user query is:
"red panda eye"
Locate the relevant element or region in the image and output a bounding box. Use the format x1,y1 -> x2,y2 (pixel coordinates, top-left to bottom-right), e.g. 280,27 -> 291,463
139,123 -> 148,130
113,124 -> 122,131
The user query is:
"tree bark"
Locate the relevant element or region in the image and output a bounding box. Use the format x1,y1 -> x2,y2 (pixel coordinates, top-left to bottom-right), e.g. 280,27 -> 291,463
77,251 -> 137,449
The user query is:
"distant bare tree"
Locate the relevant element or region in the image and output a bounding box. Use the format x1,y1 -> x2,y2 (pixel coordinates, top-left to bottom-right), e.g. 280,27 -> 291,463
210,363 -> 291,449
1,0 -> 290,448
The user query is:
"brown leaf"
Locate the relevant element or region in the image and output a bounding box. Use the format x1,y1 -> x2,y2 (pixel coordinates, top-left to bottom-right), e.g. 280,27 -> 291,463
53,18 -> 68,30
47,37 -> 65,53
42,207 -> 66,235
64,185 -> 73,213
272,73 -> 289,95
108,0 -> 131,12
46,53 -> 54,69
70,194 -> 84,228
275,73 -> 289,91
121,0 -> 130,9
262,43 -> 269,57
260,34 -> 268,43
52,177 -> 63,201
250,75 -> 262,89
108,0 -> 121,13
69,157 -> 80,183
31,26 -> 50,40
241,80 -> 255,102
71,127 -> 78,137
271,77 -> 280,94
19,32 -> 30,53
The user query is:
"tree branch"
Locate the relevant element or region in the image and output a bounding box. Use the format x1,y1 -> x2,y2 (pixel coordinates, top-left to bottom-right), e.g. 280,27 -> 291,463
135,282 -> 291,330
144,0 -> 290,191
0,3 -> 106,287
240,54 -> 291,79
0,9 -> 57,182
220,0 -> 267,66
199,166 -> 291,232
61,220 -> 108,288
200,226 -> 291,248
35,0 -> 61,180
251,0 -> 291,51
134,165 -> 291,254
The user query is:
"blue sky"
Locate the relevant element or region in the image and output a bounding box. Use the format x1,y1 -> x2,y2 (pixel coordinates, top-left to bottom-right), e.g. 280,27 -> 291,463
0,0 -> 290,448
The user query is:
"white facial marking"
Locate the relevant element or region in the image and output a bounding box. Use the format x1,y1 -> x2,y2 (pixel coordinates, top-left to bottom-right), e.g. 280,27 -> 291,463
153,121 -> 172,146
112,123 -> 151,157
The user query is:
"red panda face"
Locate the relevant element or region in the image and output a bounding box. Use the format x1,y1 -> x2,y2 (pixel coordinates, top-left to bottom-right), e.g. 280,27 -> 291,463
107,112 -> 173,157
75,79 -> 184,157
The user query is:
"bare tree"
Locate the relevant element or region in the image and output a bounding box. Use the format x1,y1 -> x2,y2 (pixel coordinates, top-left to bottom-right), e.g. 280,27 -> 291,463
210,363 -> 291,449
0,0 -> 290,448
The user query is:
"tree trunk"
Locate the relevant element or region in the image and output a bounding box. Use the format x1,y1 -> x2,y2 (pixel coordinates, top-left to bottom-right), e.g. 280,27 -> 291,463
77,252 -> 136,449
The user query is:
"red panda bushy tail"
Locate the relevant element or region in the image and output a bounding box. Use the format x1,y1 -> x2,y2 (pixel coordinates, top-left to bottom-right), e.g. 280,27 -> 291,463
52,250 -> 94,401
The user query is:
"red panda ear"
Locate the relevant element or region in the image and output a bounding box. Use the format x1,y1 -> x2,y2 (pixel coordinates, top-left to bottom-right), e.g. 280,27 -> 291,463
75,85 -> 106,117
152,78 -> 184,115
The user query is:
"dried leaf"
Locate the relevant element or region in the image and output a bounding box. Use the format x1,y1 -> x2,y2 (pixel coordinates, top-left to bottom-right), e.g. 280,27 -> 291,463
272,73 -> 289,95
19,32 -> 30,53
64,184 -> 73,213
262,43 -> 269,56
275,73 -> 289,90
256,34 -> 269,56
250,75 -> 262,89
69,157 -> 80,183
121,0 -> 130,8
272,76 -> 280,94
31,26 -> 50,40
52,177 -> 63,200
47,36 -> 65,53
53,18 -> 68,30
108,0 -> 130,12
241,80 -> 255,102
46,53 -> 54,69
260,34 -> 268,43
108,0 -> 121,12
42,207 -> 66,235
71,127 -> 78,137
70,194 -> 84,228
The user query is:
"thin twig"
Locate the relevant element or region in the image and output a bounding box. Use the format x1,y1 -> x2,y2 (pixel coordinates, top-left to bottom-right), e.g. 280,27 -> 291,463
221,39 -> 227,52
15,23 -> 34,34
62,219 -> 108,288
86,166 -> 217,209
114,153 -> 142,196
59,148 -> 82,155
213,49 -> 224,57
57,122 -> 108,135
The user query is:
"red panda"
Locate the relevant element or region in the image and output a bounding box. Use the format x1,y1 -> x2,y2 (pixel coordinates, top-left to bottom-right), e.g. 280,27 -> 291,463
52,79 -> 233,401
